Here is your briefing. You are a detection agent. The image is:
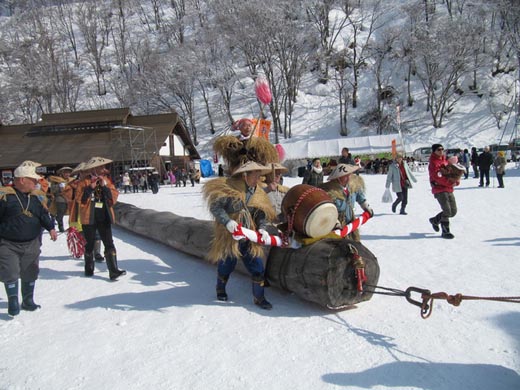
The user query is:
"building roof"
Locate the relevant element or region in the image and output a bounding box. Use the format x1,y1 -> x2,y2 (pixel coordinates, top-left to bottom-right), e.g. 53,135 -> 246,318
0,108 -> 199,169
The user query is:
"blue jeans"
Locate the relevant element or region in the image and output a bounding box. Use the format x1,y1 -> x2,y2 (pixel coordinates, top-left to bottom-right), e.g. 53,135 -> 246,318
217,241 -> 265,281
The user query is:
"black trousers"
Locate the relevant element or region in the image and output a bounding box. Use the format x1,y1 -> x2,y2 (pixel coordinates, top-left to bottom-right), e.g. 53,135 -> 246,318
82,222 -> 116,254
393,187 -> 409,211
479,168 -> 490,186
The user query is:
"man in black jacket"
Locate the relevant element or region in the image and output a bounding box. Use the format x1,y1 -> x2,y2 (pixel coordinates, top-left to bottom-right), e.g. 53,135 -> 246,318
478,146 -> 494,187
0,161 -> 57,316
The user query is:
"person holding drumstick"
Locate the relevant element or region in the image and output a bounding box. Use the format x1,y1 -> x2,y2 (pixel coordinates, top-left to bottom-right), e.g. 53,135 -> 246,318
320,164 -> 373,242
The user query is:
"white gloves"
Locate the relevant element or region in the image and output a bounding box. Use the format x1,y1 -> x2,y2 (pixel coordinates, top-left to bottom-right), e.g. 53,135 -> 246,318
225,220 -> 239,233
361,201 -> 374,217
258,229 -> 270,243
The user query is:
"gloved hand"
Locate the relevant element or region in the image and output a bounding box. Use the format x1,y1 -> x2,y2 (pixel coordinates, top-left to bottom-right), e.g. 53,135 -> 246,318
361,201 -> 374,217
225,220 -> 239,233
258,229 -> 270,243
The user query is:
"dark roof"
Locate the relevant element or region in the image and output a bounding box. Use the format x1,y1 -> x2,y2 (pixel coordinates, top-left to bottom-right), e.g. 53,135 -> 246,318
0,108 -> 199,169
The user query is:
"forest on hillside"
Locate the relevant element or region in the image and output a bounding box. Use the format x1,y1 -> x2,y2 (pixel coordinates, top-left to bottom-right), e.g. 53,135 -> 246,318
0,0 -> 519,145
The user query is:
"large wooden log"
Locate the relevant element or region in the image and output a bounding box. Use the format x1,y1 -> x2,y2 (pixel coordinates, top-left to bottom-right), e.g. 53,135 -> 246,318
114,202 -> 380,309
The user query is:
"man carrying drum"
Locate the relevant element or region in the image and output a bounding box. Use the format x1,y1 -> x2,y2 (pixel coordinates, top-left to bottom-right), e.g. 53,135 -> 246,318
320,164 -> 373,242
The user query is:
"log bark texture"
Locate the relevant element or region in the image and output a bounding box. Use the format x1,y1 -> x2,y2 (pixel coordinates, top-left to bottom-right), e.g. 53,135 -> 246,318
114,202 -> 380,309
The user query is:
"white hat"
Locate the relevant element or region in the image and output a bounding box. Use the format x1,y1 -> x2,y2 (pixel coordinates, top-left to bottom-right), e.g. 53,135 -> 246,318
71,162 -> 87,174
57,166 -> 74,173
327,163 -> 359,181
232,161 -> 272,176
14,160 -> 42,180
83,156 -> 113,170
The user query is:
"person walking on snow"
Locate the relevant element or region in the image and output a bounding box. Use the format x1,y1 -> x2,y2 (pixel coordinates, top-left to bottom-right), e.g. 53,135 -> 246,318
428,144 -> 462,239
203,161 -> 276,310
385,153 -> 417,215
0,161 -> 58,316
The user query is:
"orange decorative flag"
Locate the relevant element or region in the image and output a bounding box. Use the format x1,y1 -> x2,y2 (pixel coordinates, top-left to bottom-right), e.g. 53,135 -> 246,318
252,119 -> 271,140
391,139 -> 397,158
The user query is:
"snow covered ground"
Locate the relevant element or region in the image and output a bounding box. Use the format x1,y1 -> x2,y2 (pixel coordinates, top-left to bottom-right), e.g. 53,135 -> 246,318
1,165 -> 519,390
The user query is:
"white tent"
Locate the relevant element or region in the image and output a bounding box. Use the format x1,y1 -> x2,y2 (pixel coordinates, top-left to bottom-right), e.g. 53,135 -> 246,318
279,133 -> 411,160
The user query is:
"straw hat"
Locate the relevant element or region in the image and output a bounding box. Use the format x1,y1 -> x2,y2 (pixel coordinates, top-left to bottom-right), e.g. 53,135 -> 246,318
57,166 -> 74,174
71,162 -> 87,174
232,161 -> 272,176
327,163 -> 360,181
83,156 -> 113,170
13,160 -> 42,180
271,162 -> 288,173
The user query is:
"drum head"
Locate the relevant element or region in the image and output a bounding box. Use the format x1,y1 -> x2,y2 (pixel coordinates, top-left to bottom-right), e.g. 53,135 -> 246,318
304,203 -> 338,238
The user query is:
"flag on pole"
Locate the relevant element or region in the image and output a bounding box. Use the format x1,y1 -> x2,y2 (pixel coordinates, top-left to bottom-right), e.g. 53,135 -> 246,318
252,118 -> 271,140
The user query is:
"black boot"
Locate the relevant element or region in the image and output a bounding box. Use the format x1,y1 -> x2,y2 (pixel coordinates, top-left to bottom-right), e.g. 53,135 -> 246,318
105,250 -> 126,281
84,252 -> 95,276
429,213 -> 442,232
400,208 -> 407,215
441,221 -> 455,239
252,277 -> 272,310
21,281 -> 41,311
216,275 -> 229,301
94,240 -> 104,262
4,280 -> 19,316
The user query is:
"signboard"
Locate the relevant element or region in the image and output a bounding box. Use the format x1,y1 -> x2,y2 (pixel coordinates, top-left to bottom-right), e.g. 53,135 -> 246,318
1,170 -> 13,186
252,119 -> 271,140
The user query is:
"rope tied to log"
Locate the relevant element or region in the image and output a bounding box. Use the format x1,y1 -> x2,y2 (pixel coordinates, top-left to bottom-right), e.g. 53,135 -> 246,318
364,285 -> 520,319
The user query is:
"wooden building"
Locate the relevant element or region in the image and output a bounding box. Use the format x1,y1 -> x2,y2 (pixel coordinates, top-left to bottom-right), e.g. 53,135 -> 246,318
0,108 -> 200,183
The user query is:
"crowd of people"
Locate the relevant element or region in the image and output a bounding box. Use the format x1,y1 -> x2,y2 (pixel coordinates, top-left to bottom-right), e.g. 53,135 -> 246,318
0,136 -> 511,316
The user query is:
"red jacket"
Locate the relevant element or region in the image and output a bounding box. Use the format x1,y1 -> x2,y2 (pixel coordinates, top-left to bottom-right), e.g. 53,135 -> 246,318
428,153 -> 458,194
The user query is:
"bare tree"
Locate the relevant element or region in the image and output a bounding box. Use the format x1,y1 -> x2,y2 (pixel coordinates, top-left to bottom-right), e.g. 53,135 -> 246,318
368,26 -> 401,134
306,0 -> 350,83
412,18 -> 474,128
54,0 -> 80,65
76,0 -> 113,96
343,0 -> 385,108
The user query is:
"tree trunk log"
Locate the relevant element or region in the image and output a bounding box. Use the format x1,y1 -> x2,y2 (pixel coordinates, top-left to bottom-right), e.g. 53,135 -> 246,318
114,202 -> 380,309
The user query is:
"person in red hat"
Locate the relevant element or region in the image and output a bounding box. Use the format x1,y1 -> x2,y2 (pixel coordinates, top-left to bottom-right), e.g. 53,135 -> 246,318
0,161 -> 58,316
231,118 -> 254,141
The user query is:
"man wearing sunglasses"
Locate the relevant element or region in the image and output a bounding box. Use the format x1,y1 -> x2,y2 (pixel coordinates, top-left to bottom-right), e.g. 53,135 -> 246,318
0,161 -> 58,316
428,144 -> 460,239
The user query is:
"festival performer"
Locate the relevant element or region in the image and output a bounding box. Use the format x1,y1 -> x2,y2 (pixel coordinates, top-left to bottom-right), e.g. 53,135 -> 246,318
260,162 -> 290,223
0,161 -> 58,316
77,157 -> 126,280
320,164 -> 373,242
428,144 -> 462,239
213,118 -> 279,177
202,161 -> 276,310
49,166 -> 74,232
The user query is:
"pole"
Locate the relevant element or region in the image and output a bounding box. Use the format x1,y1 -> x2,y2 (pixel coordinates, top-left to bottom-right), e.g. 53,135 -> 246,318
396,104 -> 406,155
